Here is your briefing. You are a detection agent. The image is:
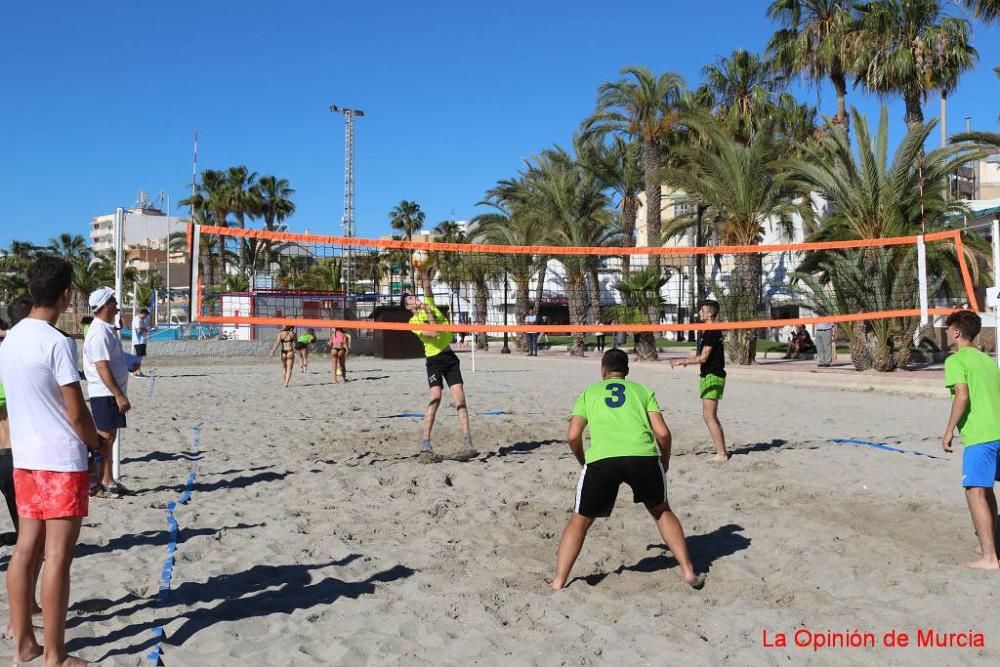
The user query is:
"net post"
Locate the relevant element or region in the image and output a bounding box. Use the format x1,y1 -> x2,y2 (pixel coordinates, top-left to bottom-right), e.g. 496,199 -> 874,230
917,235 -> 929,327
190,224 -> 202,322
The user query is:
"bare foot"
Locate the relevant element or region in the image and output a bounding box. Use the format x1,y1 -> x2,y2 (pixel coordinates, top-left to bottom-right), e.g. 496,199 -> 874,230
708,454 -> 729,463
12,641 -> 42,664
686,573 -> 707,590
43,655 -> 88,666
964,556 -> 1000,570
550,579 -> 566,591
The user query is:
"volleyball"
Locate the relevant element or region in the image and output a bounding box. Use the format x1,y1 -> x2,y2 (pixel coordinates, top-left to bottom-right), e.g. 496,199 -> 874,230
411,250 -> 431,270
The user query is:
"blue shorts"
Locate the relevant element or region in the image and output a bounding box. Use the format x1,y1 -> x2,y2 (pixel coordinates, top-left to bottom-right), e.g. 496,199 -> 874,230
962,440 -> 1000,488
89,396 -> 126,431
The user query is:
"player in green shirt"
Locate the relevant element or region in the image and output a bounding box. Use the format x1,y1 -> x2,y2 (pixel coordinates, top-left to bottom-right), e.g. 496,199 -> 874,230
295,327 -> 317,373
404,268 -> 474,460
551,349 -> 705,590
941,310 -> 1000,569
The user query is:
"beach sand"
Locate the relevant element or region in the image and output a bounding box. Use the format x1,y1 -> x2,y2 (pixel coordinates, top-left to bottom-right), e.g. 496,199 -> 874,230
1,352 -> 997,665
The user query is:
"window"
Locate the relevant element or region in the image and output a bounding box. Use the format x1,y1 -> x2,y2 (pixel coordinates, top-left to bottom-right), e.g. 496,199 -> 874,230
673,201 -> 695,218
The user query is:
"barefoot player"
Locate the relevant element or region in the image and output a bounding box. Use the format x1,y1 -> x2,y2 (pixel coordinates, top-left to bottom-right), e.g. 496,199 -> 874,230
551,349 -> 704,590
671,300 -> 729,462
941,310 -> 1000,569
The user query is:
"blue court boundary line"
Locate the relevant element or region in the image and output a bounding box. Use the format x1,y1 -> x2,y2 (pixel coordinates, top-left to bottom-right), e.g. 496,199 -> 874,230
829,438 -> 948,461
146,421 -> 203,666
146,376 -> 157,399
380,410 -> 513,419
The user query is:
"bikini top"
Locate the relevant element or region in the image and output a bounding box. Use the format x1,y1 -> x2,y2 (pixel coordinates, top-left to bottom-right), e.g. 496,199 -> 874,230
280,331 -> 295,350
332,331 -> 345,345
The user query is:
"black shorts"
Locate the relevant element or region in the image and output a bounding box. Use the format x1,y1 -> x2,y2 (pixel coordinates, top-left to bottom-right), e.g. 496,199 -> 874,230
426,348 -> 463,388
574,456 -> 666,518
134,344 -> 147,357
90,396 -> 126,431
294,341 -> 308,351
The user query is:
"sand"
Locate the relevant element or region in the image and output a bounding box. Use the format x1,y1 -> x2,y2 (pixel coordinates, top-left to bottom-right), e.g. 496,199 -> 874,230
1,351 -> 998,665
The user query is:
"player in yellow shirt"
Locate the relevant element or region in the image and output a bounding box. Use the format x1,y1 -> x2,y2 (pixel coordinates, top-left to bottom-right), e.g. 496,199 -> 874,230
551,349 -> 704,590
404,269 -> 474,460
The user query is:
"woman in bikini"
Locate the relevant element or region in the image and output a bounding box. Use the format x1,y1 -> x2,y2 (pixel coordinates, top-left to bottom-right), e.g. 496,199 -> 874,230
269,325 -> 296,387
295,327 -> 317,373
330,327 -> 352,383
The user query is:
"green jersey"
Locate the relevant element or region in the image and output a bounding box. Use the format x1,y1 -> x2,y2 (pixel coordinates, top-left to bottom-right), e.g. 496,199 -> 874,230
945,346 -> 1000,447
409,297 -> 452,358
297,333 -> 315,345
572,378 -> 661,464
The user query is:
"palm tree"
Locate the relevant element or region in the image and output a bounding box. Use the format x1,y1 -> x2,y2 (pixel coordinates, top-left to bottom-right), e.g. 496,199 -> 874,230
585,67 -> 685,272
432,220 -> 468,324
255,175 -> 296,232
578,135 -> 644,277
389,200 -> 426,294
964,0 -> 1000,21
662,116 -> 813,364
767,0 -> 858,134
698,49 -> 786,144
355,251 -> 389,294
789,107 -> 984,369
530,157 -> 614,356
854,0 -> 977,129
47,233 -> 93,316
180,169 -> 232,288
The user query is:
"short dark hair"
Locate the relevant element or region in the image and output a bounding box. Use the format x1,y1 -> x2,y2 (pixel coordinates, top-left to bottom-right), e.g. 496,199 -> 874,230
8,294 -> 33,325
700,299 -> 721,317
602,348 -> 629,375
140,308 -> 149,315
945,310 -> 981,341
400,292 -> 412,309
81,316 -> 94,325
26,256 -> 72,308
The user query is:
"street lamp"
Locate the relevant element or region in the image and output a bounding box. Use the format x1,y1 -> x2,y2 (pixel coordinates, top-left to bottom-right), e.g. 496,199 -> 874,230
501,270 -> 511,354
330,104 -> 364,308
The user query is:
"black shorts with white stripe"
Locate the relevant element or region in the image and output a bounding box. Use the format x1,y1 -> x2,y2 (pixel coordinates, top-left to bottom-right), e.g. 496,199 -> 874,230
574,456 -> 666,518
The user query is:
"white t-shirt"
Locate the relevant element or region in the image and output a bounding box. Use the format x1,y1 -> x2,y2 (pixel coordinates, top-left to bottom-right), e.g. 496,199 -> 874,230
525,314 -> 537,334
84,317 -> 138,399
132,315 -> 149,345
0,318 -> 88,472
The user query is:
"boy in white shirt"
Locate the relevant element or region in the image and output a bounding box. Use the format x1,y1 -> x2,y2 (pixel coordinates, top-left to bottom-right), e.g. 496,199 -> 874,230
83,287 -> 140,497
0,256 -> 109,666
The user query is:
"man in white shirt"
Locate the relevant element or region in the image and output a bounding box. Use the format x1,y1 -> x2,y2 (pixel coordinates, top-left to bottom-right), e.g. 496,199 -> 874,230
84,287 -> 139,498
0,256 -> 109,666
525,307 -> 539,357
132,307 -> 150,376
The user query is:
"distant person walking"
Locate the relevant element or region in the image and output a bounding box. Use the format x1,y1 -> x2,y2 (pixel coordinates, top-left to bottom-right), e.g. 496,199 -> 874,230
525,308 -> 539,356
132,307 -> 150,376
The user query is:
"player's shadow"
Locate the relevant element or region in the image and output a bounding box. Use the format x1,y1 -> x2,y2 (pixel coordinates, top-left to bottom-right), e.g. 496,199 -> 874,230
483,439 -> 561,459
141,470 -> 290,495
69,557 -> 416,662
122,451 -> 199,464
73,522 -> 262,561
729,439 -> 789,456
576,523 -> 750,587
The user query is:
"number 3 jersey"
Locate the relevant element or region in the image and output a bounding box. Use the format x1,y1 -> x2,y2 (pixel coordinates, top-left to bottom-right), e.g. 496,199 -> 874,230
571,378 -> 661,463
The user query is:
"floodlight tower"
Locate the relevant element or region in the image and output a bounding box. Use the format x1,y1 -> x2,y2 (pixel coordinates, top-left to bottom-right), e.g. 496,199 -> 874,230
330,104 -> 364,300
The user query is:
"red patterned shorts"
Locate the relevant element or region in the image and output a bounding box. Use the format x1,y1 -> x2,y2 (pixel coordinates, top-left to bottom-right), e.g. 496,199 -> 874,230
13,469 -> 89,520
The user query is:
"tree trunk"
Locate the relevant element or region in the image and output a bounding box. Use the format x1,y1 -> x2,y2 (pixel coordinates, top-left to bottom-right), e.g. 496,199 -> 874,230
569,271 -> 587,356
621,195 -> 638,277
903,91 -> 924,130
643,142 -> 662,270
515,277 -> 530,352
728,252 -> 760,365
587,266 -> 602,329
534,261 -> 547,312
635,333 -> 657,360
850,321 -> 872,371
475,281 -> 489,350
830,70 -> 849,137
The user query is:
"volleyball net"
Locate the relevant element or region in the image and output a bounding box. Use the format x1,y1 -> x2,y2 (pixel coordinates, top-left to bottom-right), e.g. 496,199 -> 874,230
188,224 -> 979,335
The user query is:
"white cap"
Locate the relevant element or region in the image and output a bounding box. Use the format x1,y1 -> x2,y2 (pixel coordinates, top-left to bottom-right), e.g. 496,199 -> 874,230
89,287 -> 116,311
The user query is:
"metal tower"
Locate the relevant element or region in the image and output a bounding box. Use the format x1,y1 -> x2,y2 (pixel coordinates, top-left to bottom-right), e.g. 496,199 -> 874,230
330,104 -> 364,299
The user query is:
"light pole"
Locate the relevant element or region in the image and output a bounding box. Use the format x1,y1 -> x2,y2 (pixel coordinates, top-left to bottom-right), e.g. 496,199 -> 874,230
501,270 -> 511,354
330,104 -> 364,308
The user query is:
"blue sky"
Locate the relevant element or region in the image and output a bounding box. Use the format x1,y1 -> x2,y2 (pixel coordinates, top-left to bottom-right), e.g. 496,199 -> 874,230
1,1 -> 997,248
